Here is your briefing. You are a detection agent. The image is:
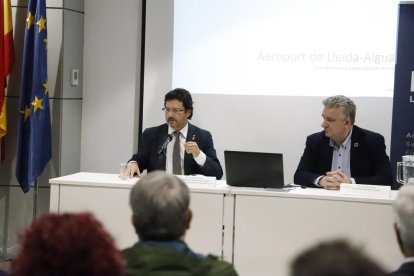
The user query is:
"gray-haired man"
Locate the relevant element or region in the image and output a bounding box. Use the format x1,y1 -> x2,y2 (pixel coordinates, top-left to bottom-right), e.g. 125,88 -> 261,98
389,185 -> 414,275
294,95 -> 392,189
122,171 -> 237,276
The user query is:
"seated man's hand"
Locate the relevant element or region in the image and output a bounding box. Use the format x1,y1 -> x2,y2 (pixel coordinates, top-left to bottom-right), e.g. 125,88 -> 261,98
319,175 -> 341,189
326,170 -> 352,184
319,170 -> 352,189
184,141 -> 201,158
128,162 -> 141,177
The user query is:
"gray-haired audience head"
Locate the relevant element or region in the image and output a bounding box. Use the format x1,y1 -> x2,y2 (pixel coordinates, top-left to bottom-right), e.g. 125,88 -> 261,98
290,239 -> 385,276
323,95 -> 356,125
394,185 -> 414,256
129,171 -> 191,241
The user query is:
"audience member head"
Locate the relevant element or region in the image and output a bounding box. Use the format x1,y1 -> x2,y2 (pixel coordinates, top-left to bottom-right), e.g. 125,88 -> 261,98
164,88 -> 194,119
323,95 -> 356,125
289,239 -> 385,276
393,185 -> 414,257
10,212 -> 125,276
130,170 -> 191,241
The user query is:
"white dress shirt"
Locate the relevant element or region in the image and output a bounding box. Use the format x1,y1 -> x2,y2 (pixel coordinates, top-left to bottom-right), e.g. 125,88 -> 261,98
165,124 -> 206,174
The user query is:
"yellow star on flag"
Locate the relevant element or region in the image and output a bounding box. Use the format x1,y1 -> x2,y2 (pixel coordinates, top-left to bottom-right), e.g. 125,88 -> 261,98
43,81 -> 49,94
26,11 -> 35,29
19,105 -> 31,122
36,16 -> 47,33
31,96 -> 44,112
44,38 -> 48,49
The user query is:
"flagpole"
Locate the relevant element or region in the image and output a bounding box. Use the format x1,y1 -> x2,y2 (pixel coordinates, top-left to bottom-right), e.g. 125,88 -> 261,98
33,179 -> 38,219
1,187 -> 11,260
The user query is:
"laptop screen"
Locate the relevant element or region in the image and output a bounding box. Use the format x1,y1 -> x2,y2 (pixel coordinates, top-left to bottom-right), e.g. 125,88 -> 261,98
224,150 -> 284,188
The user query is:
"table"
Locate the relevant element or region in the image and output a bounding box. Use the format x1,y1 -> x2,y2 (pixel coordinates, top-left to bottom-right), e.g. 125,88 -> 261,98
50,173 -> 402,275
230,186 -> 400,275
50,172 -> 232,260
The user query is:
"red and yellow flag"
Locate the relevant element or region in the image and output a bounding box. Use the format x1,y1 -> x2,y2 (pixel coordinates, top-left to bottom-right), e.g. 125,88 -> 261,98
0,0 -> 15,138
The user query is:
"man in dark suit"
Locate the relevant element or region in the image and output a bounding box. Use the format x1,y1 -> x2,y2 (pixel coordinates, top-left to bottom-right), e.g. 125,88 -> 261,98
294,95 -> 392,188
128,88 -> 223,179
389,185 -> 414,276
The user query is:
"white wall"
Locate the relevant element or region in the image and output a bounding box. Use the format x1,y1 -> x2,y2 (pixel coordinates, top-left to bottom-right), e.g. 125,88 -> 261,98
81,0 -> 141,173
142,0 -> 393,183
81,0 -> 393,183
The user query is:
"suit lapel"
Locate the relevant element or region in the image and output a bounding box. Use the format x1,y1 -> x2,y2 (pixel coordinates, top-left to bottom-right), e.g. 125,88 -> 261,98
350,125 -> 362,174
321,135 -> 333,171
183,123 -> 195,174
186,123 -> 196,143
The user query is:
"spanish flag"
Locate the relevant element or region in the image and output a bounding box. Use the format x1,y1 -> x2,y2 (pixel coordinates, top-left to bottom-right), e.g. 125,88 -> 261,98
0,0 -> 15,139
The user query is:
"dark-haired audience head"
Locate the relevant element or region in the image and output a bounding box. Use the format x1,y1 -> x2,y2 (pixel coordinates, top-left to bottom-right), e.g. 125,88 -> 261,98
393,185 -> 414,258
164,88 -> 194,119
10,212 -> 125,276
130,170 -> 191,241
290,239 -> 385,276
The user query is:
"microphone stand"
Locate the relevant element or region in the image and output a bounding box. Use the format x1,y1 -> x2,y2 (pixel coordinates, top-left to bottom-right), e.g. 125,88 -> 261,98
158,148 -> 167,160
1,186 -> 11,260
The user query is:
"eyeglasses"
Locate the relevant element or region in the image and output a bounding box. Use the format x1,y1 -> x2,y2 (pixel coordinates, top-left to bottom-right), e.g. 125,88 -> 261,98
162,107 -> 185,114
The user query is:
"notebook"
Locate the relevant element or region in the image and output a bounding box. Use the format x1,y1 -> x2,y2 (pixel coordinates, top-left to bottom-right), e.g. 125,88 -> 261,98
224,150 -> 285,188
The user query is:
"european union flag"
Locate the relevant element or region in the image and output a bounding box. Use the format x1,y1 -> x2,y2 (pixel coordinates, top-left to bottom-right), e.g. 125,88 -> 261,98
16,0 -> 51,193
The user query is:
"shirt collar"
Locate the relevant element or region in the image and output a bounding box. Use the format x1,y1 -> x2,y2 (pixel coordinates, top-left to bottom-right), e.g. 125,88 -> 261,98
136,240 -> 206,259
402,256 -> 414,264
168,123 -> 189,139
329,126 -> 353,149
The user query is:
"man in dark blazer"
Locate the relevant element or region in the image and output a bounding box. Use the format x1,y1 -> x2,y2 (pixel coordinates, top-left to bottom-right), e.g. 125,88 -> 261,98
294,95 -> 392,188
389,185 -> 414,276
128,88 -> 223,179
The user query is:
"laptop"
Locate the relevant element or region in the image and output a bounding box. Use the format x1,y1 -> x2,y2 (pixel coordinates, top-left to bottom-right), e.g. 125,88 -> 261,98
224,150 -> 285,188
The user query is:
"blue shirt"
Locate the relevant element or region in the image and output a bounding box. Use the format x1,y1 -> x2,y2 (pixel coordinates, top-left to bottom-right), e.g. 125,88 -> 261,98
330,127 -> 353,177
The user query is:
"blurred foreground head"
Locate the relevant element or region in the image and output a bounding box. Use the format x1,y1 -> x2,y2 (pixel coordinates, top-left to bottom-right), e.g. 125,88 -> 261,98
130,170 -> 191,241
10,212 -> 125,276
290,239 -> 385,276
393,185 -> 414,257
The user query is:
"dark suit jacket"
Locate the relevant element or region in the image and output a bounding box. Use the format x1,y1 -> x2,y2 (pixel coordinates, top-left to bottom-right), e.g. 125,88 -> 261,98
130,123 -> 223,179
294,125 -> 392,187
388,262 -> 414,276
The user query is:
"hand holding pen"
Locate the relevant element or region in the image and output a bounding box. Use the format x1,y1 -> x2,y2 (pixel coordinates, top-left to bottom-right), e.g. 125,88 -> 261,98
184,134 -> 200,157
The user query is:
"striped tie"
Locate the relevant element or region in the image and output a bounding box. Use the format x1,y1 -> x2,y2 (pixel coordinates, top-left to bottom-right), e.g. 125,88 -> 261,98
173,131 -> 181,175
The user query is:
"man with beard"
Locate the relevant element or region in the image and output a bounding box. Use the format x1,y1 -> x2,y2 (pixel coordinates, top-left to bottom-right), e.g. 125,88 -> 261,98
294,95 -> 392,189
128,88 -> 223,179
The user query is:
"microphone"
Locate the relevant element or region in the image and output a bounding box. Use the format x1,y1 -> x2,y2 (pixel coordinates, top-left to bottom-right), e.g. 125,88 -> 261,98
157,134 -> 173,154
